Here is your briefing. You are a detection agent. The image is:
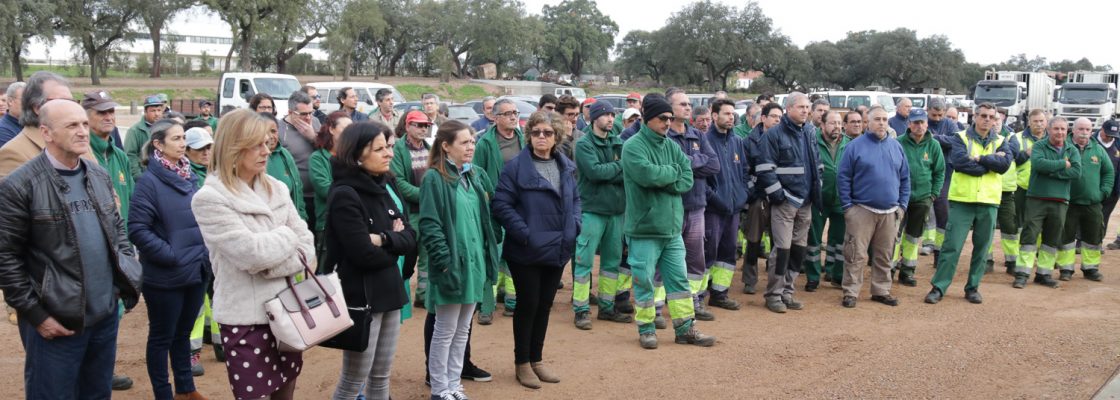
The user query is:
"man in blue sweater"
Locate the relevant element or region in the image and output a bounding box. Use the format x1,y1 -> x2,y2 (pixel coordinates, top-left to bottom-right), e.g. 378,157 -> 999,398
837,107 -> 910,308
888,98 -> 912,136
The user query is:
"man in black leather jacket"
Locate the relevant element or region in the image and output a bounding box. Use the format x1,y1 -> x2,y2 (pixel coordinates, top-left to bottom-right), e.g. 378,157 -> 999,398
0,100 -> 141,399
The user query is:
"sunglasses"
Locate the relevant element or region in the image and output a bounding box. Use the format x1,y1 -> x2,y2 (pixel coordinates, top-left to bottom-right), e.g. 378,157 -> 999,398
656,115 -> 676,123
410,122 -> 432,129
312,95 -> 322,100
530,129 -> 555,138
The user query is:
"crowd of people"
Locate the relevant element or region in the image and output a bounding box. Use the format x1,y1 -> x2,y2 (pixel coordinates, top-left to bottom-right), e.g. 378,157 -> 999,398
0,70 -> 1117,400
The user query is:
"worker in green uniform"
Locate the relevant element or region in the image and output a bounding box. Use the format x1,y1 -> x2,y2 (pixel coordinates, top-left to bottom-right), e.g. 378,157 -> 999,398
1057,118 -> 1111,282
804,110 -> 848,290
897,109 -> 945,286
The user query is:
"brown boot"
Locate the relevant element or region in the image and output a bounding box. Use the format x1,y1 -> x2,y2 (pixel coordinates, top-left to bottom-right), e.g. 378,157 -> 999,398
173,391 -> 208,400
516,363 -> 541,389
531,362 -> 560,383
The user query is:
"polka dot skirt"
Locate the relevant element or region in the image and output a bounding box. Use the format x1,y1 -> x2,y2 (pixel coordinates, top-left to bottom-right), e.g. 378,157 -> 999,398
219,324 -> 303,400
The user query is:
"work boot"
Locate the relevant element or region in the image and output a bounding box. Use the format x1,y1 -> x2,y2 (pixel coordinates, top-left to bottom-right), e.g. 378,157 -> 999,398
898,270 -> 917,287
841,296 -> 857,308
1107,238 -> 1120,250
964,289 -> 983,304
1059,270 -> 1074,281
502,306 -> 515,317
573,311 -> 592,330
870,294 -> 899,307
597,307 -> 633,323
708,296 -> 741,310
515,363 -> 541,389
1005,262 -> 1016,275
639,332 -> 658,349
830,278 -> 843,288
984,259 -> 994,274
588,295 -> 597,306
742,283 -> 757,295
805,280 -> 820,292
924,288 -> 943,304
674,326 -> 716,347
478,312 -> 493,325
782,295 -> 804,310
1084,269 -> 1104,281
694,304 -> 716,321
1012,273 -> 1028,289
111,375 -> 133,391
615,299 -> 635,314
653,315 -> 667,330
190,349 -> 204,377
1034,273 -> 1059,288
765,297 -> 787,313
531,362 -> 560,383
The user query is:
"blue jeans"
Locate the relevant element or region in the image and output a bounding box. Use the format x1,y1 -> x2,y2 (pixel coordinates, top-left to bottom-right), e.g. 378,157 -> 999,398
143,283 -> 206,399
18,312 -> 119,400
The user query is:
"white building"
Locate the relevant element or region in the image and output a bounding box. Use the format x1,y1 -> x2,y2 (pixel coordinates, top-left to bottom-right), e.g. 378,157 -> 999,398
23,7 -> 327,71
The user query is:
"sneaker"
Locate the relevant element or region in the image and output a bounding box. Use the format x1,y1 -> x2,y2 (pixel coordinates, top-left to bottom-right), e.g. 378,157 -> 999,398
765,297 -> 787,313
965,289 -> 983,304
615,300 -> 635,314
111,374 -> 133,391
461,362 -> 492,382
1033,273 -> 1059,288
477,312 -> 493,326
782,296 -> 804,310
190,350 -> 204,377
708,296 -> 741,311
574,311 -> 593,330
639,332 -> 658,349
694,305 -> 716,321
1012,274 -> 1028,289
430,393 -> 457,400
653,315 -> 667,330
450,391 -> 471,400
1058,270 -> 1073,281
597,307 -> 634,323
674,326 -> 716,347
1084,269 -> 1104,281
804,280 -> 819,292
841,296 -> 857,308
870,294 -> 899,307
213,343 -> 226,362
924,288 -> 942,304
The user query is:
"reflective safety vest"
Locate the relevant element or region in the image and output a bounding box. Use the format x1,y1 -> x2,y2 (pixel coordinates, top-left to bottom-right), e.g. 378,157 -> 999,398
948,130 -> 1005,205
1016,131 -> 1046,189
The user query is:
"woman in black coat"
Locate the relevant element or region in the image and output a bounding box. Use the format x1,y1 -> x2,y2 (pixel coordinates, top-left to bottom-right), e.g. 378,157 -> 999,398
325,121 -> 417,400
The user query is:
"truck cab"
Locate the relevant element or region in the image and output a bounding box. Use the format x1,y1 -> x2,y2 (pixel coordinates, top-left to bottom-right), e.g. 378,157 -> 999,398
217,72 -> 302,117
1055,71 -> 1120,129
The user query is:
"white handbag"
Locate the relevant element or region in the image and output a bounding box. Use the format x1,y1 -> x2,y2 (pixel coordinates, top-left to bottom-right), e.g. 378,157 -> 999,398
264,251 -> 353,352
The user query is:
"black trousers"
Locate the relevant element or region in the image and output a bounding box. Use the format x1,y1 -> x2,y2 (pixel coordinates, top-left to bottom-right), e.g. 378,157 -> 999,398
508,263 -> 564,364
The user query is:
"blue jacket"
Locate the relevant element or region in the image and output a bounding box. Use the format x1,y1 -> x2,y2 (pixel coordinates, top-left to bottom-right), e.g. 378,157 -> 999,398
128,159 -> 208,289
705,124 -> 750,215
1097,135 -> 1120,197
948,126 -> 1014,177
0,113 -> 20,148
756,115 -> 822,209
620,119 -> 642,141
837,133 -> 910,211
348,109 -> 369,122
669,125 -> 720,211
744,123 -> 768,203
470,117 -> 493,133
888,112 -> 909,137
927,118 -> 958,137
491,147 -> 581,268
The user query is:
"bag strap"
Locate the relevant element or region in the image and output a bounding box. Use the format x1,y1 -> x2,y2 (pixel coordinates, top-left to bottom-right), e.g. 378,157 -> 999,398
285,250 -> 343,329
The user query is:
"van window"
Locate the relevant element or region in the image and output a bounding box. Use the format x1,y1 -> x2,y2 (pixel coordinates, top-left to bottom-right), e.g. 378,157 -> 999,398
325,90 -> 337,104
253,78 -> 301,99
846,96 -> 870,109
222,78 -> 234,99
239,79 -> 254,99
878,95 -> 897,112
828,96 -> 846,108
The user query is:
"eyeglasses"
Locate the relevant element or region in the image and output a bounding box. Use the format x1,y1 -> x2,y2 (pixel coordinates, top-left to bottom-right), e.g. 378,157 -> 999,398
656,114 -> 676,123
497,111 -> 520,118
293,110 -> 313,117
767,114 -> 782,119
410,122 -> 432,129
530,129 -> 555,138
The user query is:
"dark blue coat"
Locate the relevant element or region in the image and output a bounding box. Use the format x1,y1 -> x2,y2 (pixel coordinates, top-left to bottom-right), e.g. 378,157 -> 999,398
756,115 -> 822,209
491,147 -> 581,268
744,123 -> 768,203
706,124 -> 750,215
669,125 -> 720,211
128,159 -> 208,289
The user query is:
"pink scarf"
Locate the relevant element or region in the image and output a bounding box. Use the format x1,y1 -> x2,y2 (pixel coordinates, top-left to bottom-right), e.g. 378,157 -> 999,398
155,149 -> 192,181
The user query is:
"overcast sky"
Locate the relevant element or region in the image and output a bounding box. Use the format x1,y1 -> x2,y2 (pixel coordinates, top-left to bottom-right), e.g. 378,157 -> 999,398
521,0 -> 1120,69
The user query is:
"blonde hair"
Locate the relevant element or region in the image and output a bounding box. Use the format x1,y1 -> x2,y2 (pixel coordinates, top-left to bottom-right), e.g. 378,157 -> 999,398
212,109 -> 273,194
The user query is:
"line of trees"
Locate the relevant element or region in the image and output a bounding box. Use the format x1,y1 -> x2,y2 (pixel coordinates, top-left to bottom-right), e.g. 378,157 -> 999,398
1,0 -> 1112,92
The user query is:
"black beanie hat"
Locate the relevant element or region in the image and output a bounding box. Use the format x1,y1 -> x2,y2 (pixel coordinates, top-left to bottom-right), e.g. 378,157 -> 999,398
642,94 -> 673,124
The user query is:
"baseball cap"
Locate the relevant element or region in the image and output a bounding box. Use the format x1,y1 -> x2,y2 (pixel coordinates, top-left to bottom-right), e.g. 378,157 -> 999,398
581,98 -> 596,107
405,110 -> 430,125
623,108 -> 641,120
198,99 -> 213,107
1103,119 -> 1120,138
908,108 -> 928,122
81,91 -> 119,112
157,93 -> 170,104
185,127 -> 214,150
626,92 -> 641,101
143,95 -> 163,108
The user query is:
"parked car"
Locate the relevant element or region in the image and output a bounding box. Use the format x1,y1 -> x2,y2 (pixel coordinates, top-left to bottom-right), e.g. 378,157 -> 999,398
393,102 -> 423,115
217,72 -> 302,117
447,104 -> 480,125
307,81 -> 406,115
593,94 -> 629,110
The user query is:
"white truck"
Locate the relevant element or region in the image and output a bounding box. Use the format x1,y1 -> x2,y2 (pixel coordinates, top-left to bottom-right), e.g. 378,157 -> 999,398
1055,71 -> 1119,128
973,71 -> 1055,126
217,72 -> 303,117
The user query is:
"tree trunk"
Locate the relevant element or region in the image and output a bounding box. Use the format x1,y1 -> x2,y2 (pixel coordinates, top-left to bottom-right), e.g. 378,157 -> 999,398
8,39 -> 22,81
224,39 -> 235,72
86,44 -> 101,85
343,50 -> 352,80
149,26 -> 163,78
239,29 -> 253,71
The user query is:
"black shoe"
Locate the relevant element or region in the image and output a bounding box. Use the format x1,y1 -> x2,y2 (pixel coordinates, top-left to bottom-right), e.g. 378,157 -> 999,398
708,296 -> 741,311
557,281 -> 564,289
1033,273 -> 1059,288
1084,269 -> 1104,281
615,299 -> 635,314
964,289 -> 983,304
588,295 -> 598,306
1059,270 -> 1073,281
694,305 -> 716,321
841,296 -> 857,308
1107,239 -> 1120,250
870,294 -> 899,306
1005,265 -> 1016,275
898,272 -> 917,287
822,274 -> 831,283
111,374 -> 133,391
213,343 -> 226,362
461,362 -> 492,382
924,288 -> 942,304
1012,274 -> 1028,289
805,280 -> 819,292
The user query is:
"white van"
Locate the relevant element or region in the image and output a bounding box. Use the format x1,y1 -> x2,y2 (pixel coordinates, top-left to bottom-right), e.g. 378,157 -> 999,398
307,82 -> 406,116
554,87 -> 586,103
815,91 -> 897,114
217,72 -> 302,117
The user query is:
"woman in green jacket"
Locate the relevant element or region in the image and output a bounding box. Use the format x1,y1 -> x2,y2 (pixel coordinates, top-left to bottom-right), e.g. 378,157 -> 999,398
418,120 -> 501,400
261,113 -> 309,221
309,111 -> 353,234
